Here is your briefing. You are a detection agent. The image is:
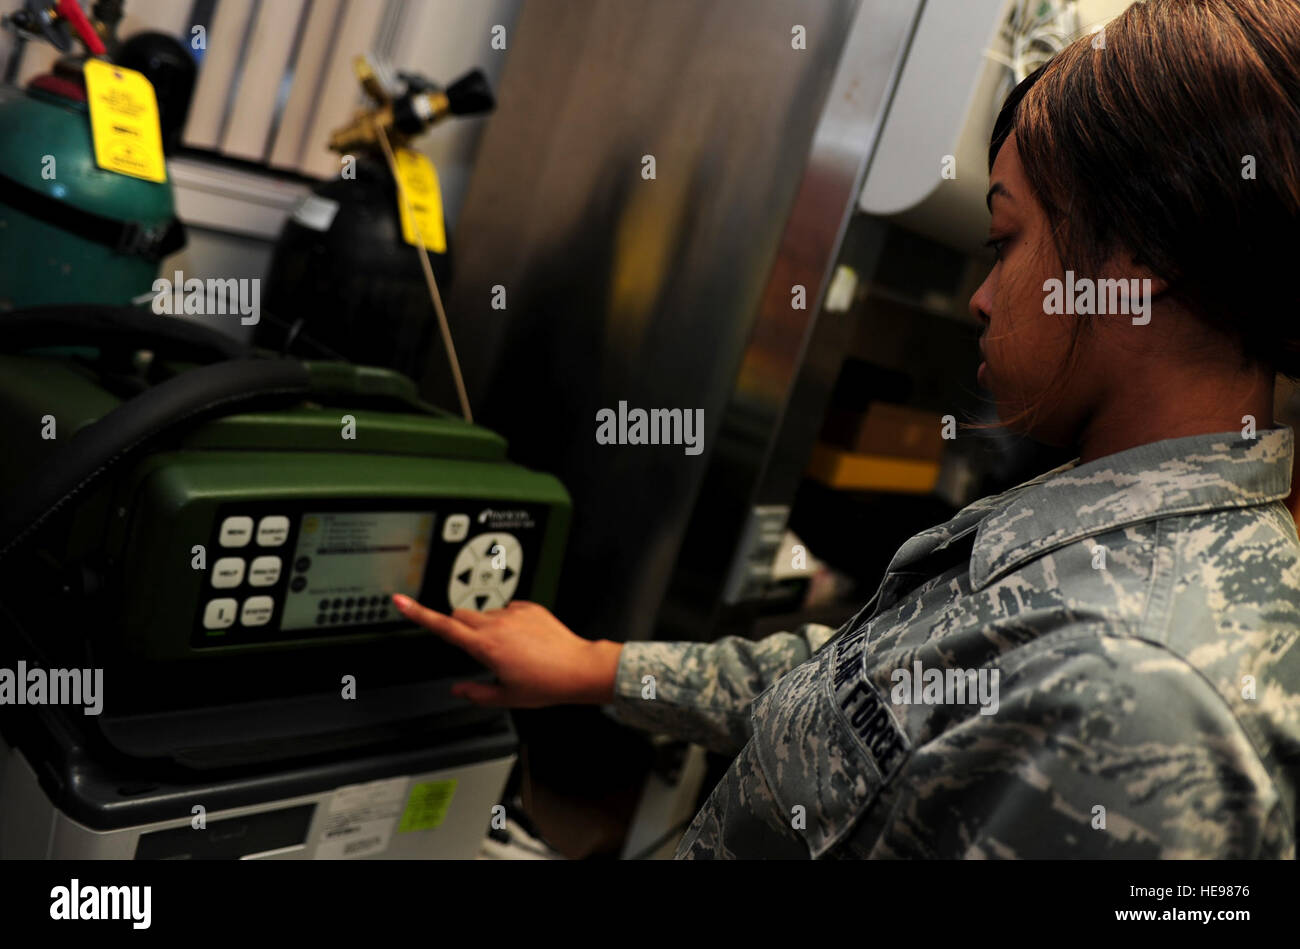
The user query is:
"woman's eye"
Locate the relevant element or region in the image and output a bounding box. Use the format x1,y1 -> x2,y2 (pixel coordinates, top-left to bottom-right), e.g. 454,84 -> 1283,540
984,237 -> 1009,262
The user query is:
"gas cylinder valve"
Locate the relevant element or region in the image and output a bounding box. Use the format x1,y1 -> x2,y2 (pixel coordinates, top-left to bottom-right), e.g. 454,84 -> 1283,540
3,0 -> 106,55
328,56 -> 495,154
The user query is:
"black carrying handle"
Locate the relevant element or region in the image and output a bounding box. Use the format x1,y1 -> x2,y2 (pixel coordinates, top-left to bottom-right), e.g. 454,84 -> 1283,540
0,356 -> 312,562
0,303 -> 248,362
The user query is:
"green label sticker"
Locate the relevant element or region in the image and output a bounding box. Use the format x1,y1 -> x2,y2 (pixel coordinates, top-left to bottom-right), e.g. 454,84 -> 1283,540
398,780 -> 457,832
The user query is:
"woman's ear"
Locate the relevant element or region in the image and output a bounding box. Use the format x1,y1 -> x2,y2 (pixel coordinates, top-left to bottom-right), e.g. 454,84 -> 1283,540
1124,250 -> 1169,299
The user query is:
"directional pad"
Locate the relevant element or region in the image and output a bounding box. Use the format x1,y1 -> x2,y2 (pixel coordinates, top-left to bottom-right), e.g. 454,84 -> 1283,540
447,533 -> 523,611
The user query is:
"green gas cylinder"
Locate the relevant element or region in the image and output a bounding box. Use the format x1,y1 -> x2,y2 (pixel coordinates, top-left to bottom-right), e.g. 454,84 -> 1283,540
0,73 -> 183,310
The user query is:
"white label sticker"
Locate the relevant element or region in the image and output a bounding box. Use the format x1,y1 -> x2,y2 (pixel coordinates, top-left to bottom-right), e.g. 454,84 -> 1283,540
292,194 -> 340,233
314,776 -> 408,859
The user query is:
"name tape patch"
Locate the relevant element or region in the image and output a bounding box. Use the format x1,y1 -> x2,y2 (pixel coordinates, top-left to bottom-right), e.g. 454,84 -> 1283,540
831,622 -> 908,773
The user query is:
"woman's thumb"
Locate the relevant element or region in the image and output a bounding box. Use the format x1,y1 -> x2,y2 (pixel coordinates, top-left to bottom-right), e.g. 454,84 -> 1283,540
451,681 -> 510,706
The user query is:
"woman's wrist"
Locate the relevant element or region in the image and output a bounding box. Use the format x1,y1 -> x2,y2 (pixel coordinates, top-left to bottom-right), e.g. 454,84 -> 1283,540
578,639 -> 624,705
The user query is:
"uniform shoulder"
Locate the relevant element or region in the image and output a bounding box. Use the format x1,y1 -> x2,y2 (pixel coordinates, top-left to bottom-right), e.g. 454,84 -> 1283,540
908,626 -> 1293,857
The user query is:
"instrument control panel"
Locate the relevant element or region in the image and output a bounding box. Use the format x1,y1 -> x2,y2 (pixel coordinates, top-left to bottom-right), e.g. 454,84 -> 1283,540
191,500 -> 549,648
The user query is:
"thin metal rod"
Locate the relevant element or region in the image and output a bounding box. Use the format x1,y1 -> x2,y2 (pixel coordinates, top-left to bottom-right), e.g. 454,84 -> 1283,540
375,122 -> 473,423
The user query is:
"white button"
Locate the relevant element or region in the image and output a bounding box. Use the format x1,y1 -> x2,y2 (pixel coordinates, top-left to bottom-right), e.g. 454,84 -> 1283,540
257,516 -> 290,547
212,557 -> 246,589
455,589 -> 505,611
442,514 -> 470,542
240,596 -> 275,627
219,516 -> 254,548
248,556 -> 281,587
203,598 -> 238,629
446,532 -> 524,608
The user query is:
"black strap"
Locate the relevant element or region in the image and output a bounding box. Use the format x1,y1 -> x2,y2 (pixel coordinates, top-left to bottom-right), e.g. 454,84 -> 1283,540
0,169 -> 186,263
0,303 -> 248,362
0,358 -> 313,562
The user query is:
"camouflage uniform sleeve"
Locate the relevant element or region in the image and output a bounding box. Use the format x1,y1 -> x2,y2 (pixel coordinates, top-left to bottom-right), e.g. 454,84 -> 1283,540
861,631 -> 1293,859
607,624 -> 838,756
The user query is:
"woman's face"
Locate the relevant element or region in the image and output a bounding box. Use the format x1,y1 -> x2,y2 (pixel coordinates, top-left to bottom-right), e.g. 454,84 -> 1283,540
968,133 -> 1099,445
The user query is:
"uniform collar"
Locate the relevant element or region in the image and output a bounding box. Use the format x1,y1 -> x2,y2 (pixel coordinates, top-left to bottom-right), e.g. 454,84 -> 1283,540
969,425 -> 1295,590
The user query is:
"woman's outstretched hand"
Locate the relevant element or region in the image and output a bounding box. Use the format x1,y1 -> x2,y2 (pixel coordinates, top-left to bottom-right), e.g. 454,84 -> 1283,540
392,595 -> 624,708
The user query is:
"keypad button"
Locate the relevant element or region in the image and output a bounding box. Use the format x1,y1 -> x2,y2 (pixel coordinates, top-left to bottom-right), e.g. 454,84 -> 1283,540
219,517 -> 253,548
240,596 -> 274,627
203,599 -> 238,630
256,516 -> 290,547
442,513 -> 470,542
248,556 -> 282,587
211,557 -> 245,589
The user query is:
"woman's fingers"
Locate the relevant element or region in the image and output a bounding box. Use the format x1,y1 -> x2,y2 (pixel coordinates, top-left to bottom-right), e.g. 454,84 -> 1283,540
450,607 -> 495,629
391,595 -> 611,708
451,680 -> 510,706
392,594 -> 485,659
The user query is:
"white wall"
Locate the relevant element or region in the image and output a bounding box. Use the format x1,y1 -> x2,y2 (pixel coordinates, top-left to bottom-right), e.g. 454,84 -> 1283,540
1,0 -> 521,290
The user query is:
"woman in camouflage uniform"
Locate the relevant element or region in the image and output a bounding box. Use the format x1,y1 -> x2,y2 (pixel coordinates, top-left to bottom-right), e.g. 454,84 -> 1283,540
394,0 -> 1300,858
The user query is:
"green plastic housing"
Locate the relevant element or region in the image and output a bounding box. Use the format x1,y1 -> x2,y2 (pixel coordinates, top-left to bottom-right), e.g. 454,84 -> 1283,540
0,355 -> 571,664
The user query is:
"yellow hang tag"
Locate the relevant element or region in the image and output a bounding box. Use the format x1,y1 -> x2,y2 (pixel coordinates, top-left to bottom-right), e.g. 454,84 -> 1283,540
393,148 -> 447,252
83,59 -> 167,183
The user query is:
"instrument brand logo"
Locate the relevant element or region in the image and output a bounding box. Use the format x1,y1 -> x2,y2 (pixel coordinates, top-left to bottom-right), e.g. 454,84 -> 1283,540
478,508 -> 534,529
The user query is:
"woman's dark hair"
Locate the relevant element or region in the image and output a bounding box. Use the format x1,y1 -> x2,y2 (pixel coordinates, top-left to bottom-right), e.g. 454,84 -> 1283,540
985,0 -> 1300,399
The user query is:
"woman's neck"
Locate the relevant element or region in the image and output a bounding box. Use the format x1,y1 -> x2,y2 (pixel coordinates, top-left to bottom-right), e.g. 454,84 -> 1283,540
1075,364 -> 1276,466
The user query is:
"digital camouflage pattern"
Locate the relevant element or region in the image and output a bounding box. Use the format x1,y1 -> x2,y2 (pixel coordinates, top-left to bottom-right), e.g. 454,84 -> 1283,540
610,426 -> 1300,858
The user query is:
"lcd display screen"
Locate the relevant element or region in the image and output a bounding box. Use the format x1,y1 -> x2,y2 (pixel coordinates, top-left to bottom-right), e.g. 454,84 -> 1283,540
280,511 -> 435,631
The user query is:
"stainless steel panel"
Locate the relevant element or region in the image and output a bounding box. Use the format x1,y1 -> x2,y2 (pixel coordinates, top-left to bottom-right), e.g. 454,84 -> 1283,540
662,1 -> 922,638
426,0 -> 921,644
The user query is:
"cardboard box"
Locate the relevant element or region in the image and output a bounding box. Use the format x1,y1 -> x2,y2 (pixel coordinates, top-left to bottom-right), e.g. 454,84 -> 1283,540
820,402 -> 946,462
806,443 -> 941,493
